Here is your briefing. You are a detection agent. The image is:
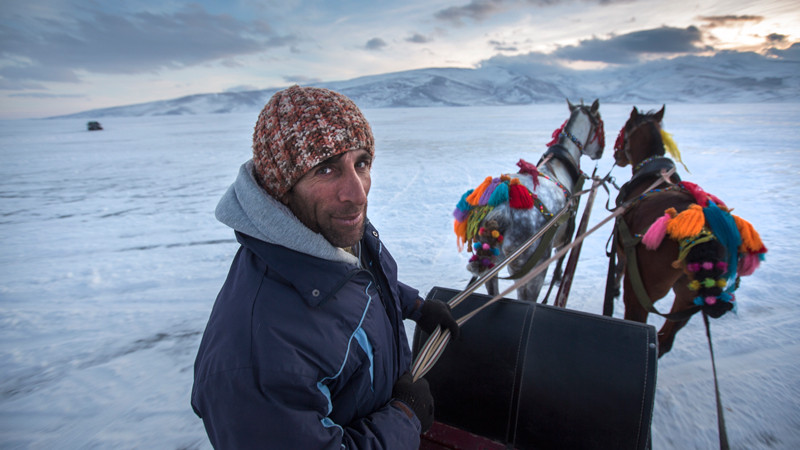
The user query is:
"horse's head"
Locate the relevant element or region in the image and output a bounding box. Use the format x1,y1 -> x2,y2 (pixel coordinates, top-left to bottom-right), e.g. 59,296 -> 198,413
613,105 -> 665,167
566,98 -> 605,161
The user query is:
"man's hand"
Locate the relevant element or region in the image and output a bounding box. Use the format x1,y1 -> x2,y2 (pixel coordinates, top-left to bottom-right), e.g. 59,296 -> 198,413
391,372 -> 434,432
416,299 -> 460,340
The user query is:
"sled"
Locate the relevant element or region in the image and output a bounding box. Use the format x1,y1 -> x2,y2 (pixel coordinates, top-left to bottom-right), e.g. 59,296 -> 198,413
413,286 -> 657,449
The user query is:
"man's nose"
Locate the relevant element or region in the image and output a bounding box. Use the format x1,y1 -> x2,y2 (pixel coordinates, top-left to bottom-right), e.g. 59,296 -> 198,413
338,167 -> 368,205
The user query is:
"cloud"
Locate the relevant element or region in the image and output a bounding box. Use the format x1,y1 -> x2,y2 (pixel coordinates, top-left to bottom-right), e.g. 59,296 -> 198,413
489,40 -> 518,52
552,26 -> 708,64
283,75 -> 323,84
767,42 -> 800,61
698,15 -> 763,28
435,0 -> 507,25
365,37 -> 388,51
406,33 -> 432,44
434,0 -> 620,25
767,33 -> 787,43
0,5 -> 298,89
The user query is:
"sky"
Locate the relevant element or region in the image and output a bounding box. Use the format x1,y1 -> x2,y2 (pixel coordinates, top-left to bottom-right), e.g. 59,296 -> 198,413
1,0 -> 799,120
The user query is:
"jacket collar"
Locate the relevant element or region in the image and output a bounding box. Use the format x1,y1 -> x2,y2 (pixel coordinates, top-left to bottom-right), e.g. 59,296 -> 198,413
237,222 -> 382,308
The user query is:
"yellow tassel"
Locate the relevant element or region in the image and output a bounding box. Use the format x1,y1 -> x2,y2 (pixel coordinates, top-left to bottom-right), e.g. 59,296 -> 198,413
661,129 -> 690,173
466,177 -> 492,206
732,214 -> 765,253
666,204 -> 705,240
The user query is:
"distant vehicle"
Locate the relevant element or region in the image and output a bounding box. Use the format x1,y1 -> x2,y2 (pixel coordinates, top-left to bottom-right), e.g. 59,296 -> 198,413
87,121 -> 103,131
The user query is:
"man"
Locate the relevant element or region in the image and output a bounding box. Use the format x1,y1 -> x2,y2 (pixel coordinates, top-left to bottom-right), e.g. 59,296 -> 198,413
191,85 -> 459,449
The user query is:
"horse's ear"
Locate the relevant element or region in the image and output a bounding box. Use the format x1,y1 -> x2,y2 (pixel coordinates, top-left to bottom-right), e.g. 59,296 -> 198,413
591,99 -> 599,113
630,107 -> 639,120
566,98 -> 575,111
655,105 -> 665,122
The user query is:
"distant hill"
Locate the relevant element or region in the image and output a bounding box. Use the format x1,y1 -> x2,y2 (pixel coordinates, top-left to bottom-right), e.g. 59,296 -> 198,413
55,49 -> 800,118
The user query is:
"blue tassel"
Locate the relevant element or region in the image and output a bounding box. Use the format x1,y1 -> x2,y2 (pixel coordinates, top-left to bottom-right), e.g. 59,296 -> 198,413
456,189 -> 474,212
488,182 -> 509,206
703,201 -> 741,282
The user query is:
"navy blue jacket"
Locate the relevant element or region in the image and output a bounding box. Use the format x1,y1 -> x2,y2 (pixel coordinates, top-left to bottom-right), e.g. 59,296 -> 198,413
192,223 -> 424,449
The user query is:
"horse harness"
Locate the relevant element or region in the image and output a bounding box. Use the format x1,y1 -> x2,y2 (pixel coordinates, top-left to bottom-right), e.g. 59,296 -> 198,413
502,146 -> 586,280
606,157 -> 706,321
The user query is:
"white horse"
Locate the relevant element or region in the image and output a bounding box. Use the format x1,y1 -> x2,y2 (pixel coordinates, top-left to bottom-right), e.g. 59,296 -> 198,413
454,99 -> 605,301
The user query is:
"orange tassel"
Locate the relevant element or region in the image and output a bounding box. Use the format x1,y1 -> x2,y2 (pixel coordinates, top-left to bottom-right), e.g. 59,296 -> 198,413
454,219 -> 468,251
733,215 -> 766,253
666,204 -> 705,240
466,177 -> 493,206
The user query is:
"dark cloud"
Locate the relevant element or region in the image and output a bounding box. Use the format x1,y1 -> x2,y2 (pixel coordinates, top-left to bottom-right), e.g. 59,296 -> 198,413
435,0 -> 506,25
365,37 -> 387,51
435,0 -> 619,25
552,26 -> 708,64
489,40 -> 518,52
406,33 -> 432,44
767,33 -> 787,43
0,5 -> 298,89
698,15 -> 763,27
767,42 -> 800,61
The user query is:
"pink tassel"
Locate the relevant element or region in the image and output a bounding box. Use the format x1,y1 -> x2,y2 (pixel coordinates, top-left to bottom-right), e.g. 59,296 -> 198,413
739,253 -> 761,276
642,214 -> 671,250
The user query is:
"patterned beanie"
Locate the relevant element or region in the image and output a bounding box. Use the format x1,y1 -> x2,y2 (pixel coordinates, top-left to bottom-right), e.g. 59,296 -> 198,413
252,85 -> 375,199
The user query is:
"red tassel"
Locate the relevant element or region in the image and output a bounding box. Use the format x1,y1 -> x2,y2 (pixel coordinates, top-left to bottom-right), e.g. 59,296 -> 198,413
613,127 -> 625,151
516,159 -> 540,189
546,120 -> 567,147
509,184 -> 534,209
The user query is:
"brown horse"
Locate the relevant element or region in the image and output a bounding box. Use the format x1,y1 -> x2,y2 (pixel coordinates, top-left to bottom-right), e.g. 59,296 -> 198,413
610,106 -> 766,357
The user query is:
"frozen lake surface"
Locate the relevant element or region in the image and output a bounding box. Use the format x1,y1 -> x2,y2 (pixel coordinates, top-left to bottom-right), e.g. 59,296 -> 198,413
1,103 -> 799,448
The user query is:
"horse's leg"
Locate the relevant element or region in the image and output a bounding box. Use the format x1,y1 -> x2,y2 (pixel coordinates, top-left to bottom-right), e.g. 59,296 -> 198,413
621,271 -> 649,324
612,258 -> 625,298
656,279 -> 695,358
551,252 -> 564,283
485,275 -> 499,297
517,270 -> 547,302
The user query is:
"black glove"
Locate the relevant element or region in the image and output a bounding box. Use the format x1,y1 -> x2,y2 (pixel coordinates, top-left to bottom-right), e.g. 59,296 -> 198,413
392,372 -> 434,432
416,299 -> 460,340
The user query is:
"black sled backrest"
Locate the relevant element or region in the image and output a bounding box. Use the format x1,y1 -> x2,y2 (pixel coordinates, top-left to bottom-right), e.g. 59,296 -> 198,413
413,286 -> 657,450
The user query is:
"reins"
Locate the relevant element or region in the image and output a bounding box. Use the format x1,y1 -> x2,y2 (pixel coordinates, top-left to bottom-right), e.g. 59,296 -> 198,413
412,171 -> 622,381
604,164 -> 731,449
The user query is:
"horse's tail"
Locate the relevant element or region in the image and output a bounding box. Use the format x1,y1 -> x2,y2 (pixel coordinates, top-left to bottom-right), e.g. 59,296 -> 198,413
682,237 -> 733,319
467,219 -> 504,275
643,199 -> 766,319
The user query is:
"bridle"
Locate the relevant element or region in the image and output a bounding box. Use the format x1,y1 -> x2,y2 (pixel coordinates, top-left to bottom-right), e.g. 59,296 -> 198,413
542,105 -> 605,185
560,105 -> 605,154
614,116 -> 659,167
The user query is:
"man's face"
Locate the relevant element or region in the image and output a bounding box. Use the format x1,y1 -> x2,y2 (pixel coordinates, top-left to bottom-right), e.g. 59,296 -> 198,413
284,149 -> 372,248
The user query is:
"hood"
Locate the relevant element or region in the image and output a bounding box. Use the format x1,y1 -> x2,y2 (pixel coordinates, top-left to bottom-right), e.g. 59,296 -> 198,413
215,160 -> 358,265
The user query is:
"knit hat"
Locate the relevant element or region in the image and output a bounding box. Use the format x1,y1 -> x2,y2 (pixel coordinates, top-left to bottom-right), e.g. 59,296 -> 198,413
252,85 -> 375,199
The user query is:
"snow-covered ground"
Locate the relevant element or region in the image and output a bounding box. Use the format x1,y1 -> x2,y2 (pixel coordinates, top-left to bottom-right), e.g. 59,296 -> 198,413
1,103 -> 798,449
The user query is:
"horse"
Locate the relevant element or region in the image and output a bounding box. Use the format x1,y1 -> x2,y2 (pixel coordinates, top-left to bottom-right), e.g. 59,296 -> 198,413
454,99 -> 605,301
610,105 -> 767,357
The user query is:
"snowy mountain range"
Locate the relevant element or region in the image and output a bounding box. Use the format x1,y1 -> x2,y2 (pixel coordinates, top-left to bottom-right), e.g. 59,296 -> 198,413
58,49 -> 800,118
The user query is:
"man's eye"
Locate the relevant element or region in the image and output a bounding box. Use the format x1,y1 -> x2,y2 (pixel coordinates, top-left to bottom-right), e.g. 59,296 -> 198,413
316,166 -> 333,175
